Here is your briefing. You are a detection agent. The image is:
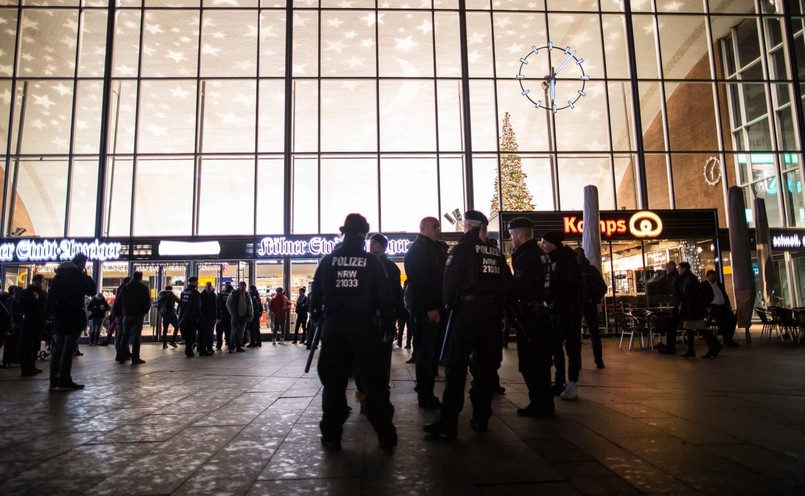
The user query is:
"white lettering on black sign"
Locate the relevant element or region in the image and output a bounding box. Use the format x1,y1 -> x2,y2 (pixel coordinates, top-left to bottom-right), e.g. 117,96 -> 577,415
0,238 -> 122,263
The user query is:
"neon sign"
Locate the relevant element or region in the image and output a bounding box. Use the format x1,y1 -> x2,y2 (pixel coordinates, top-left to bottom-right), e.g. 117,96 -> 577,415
0,239 -> 123,263
256,236 -> 413,258
562,211 -> 663,239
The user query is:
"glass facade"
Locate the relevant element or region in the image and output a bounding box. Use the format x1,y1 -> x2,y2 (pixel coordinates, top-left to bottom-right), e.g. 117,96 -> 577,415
1,2 -> 804,276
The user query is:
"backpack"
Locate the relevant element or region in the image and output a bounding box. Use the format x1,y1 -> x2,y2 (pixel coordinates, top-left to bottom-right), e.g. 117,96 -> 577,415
157,294 -> 172,317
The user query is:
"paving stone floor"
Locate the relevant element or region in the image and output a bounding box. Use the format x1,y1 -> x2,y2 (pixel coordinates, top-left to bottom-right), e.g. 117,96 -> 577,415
1,329 -> 805,495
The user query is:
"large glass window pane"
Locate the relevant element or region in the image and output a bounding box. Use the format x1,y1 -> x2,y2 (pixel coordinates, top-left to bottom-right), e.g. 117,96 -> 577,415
639,81 -> 667,152
256,157 -> 284,235
784,168 -> 805,227
555,81 -> 609,152
435,12 -> 461,77
465,12 -> 493,78
469,80 -> 496,152
436,80 -> 464,152
471,155 -> 498,218
665,82 -> 720,152
320,80 -> 376,152
493,12 -> 545,82
105,158 -> 133,236
258,80 -> 285,153
632,14 -> 660,79
292,11 -> 318,77
259,10 -> 286,77
736,19 -> 761,69
608,81 -> 636,152
439,155 -> 466,225
291,157 -> 318,234
379,11 -> 434,77
380,156 -> 438,232
546,0 -> 597,11
138,80 -> 197,154
671,154 -> 727,220
547,14 -> 604,85
141,10 -> 199,77
645,153 -> 671,209
20,81 -> 74,155
0,80 -> 10,153
17,10 -> 78,77
200,80 -> 256,153
68,159 -> 99,236
379,80 -> 436,151
750,176 -> 782,227
601,14 -> 630,79
74,81 -> 104,154
557,155 -> 614,210
78,9 -> 108,77
658,15 -> 711,80
746,117 -> 772,151
13,159 -> 68,237
133,158 -> 193,236
291,80 -> 318,152
198,158 -> 255,235
777,105 -> 798,152
112,10 -> 141,78
0,9 -> 17,78
107,80 -> 137,155
200,10 -> 258,77
320,156 -> 378,233
613,154 -> 637,210
518,155 -> 554,210
321,11 -> 375,77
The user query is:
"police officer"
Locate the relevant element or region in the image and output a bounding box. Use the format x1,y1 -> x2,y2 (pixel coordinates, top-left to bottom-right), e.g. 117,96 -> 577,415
178,276 -> 202,358
424,210 -> 511,438
216,282 -> 233,351
369,233 -> 403,380
507,217 -> 554,417
310,213 -> 397,450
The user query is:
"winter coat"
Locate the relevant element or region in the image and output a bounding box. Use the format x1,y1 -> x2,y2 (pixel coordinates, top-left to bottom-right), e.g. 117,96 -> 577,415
48,261 -> 96,334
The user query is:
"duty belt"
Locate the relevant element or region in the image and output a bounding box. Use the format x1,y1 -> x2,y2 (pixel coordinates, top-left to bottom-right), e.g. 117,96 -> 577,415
460,294 -> 500,305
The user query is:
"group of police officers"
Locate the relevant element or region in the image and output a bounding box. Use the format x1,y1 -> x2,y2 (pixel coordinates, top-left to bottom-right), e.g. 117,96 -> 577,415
309,211 -> 584,450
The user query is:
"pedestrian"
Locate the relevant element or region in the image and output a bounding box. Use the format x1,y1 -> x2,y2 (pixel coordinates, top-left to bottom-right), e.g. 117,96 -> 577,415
292,287 -> 309,344
403,216 -> 446,410
199,282 -> 218,355
178,277 -> 202,358
226,281 -> 252,353
18,274 -> 48,377
678,262 -> 722,358
216,282 -> 233,351
396,281 -> 411,349
86,293 -> 110,346
506,217 -> 554,418
655,261 -> 680,354
118,271 -> 151,365
540,230 -> 583,401
47,254 -> 96,390
248,285 -> 264,347
268,288 -> 290,345
575,247 -> 609,369
157,286 -> 180,349
310,213 -> 397,450
702,269 -> 739,347
424,210 -> 511,438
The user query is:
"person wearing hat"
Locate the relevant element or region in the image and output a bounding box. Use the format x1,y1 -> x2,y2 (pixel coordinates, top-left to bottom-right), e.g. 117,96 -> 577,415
310,213 -> 397,450
178,276 -> 202,357
47,253 -> 96,390
506,217 -> 554,418
403,216 -> 447,410
424,209 -> 511,438
540,230 -> 583,401
216,281 -> 234,351
18,273 -> 48,377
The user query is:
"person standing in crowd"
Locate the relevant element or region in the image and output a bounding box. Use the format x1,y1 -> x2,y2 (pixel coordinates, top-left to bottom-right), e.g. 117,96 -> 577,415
268,287 -> 290,345
226,281 -> 252,353
292,287 -> 309,344
702,269 -> 739,347
575,247 -> 609,369
199,282 -> 218,356
48,254 -> 95,390
247,285 -> 264,347
402,280 -> 414,350
178,277 -> 202,358
424,210 -> 511,438
86,293 -> 110,346
655,261 -> 680,354
216,282 -> 233,351
396,280 -> 411,349
678,262 -> 722,358
540,231 -> 583,401
369,233 -> 403,380
118,271 -> 151,365
18,274 -> 48,377
108,277 -> 130,349
310,213 -> 396,450
506,217 -> 554,418
404,216 -> 446,410
157,285 -> 180,349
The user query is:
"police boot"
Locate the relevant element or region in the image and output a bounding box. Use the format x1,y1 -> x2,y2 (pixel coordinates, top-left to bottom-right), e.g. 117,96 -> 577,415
423,418 -> 457,439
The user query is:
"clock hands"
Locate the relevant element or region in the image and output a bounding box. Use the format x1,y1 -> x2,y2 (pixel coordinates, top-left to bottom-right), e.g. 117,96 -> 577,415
517,42 -> 587,112
554,49 -> 576,76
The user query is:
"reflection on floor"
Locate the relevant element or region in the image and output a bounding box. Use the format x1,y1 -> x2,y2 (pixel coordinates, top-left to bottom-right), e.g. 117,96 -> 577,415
1,329 -> 805,495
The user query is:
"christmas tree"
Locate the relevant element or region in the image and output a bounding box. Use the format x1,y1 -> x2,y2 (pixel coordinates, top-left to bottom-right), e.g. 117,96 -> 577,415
491,112 -> 535,214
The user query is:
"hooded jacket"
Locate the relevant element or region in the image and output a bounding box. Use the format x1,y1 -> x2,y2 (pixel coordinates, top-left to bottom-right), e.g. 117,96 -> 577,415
48,261 -> 96,334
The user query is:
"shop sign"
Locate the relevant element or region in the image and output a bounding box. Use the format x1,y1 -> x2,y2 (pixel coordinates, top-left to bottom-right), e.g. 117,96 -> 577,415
0,238 -> 122,263
257,236 -> 413,258
563,211 -> 663,239
771,233 -> 805,250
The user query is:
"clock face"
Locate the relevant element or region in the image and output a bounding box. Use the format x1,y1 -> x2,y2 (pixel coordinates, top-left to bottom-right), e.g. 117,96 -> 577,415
516,42 -> 589,113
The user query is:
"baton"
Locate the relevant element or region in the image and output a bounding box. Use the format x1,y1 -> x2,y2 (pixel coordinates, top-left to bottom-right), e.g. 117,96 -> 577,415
438,309 -> 455,363
304,320 -> 321,373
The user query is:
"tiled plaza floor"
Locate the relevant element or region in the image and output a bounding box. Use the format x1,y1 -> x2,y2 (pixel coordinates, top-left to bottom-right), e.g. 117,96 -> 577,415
1,329 -> 804,495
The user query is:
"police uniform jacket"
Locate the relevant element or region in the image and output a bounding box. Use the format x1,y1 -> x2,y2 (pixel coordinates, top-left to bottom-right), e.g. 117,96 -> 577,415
443,229 -> 511,308
310,236 -> 394,323
217,289 -> 232,320
200,289 -> 218,321
403,234 -> 446,314
508,238 -> 548,312
546,245 -> 583,315
178,285 -> 202,324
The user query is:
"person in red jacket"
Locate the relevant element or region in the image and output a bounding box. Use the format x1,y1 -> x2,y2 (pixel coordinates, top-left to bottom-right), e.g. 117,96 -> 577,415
269,288 -> 291,345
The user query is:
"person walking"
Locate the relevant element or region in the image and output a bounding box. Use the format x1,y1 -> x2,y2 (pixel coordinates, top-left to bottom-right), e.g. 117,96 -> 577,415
268,288 -> 290,345
404,216 -> 446,410
199,282 -> 218,356
702,269 -> 739,347
423,210 -> 511,438
118,271 -> 151,365
157,286 -> 180,349
292,287 -> 309,344
310,213 -> 397,450
575,247 -> 609,369
178,277 -> 202,358
47,254 -> 96,390
226,281 -> 253,353
18,274 -> 48,377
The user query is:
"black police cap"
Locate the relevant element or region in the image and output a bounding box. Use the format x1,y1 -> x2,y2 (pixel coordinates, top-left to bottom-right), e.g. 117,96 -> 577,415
340,213 -> 370,235
369,233 -> 389,249
507,217 -> 533,230
464,210 -> 489,226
